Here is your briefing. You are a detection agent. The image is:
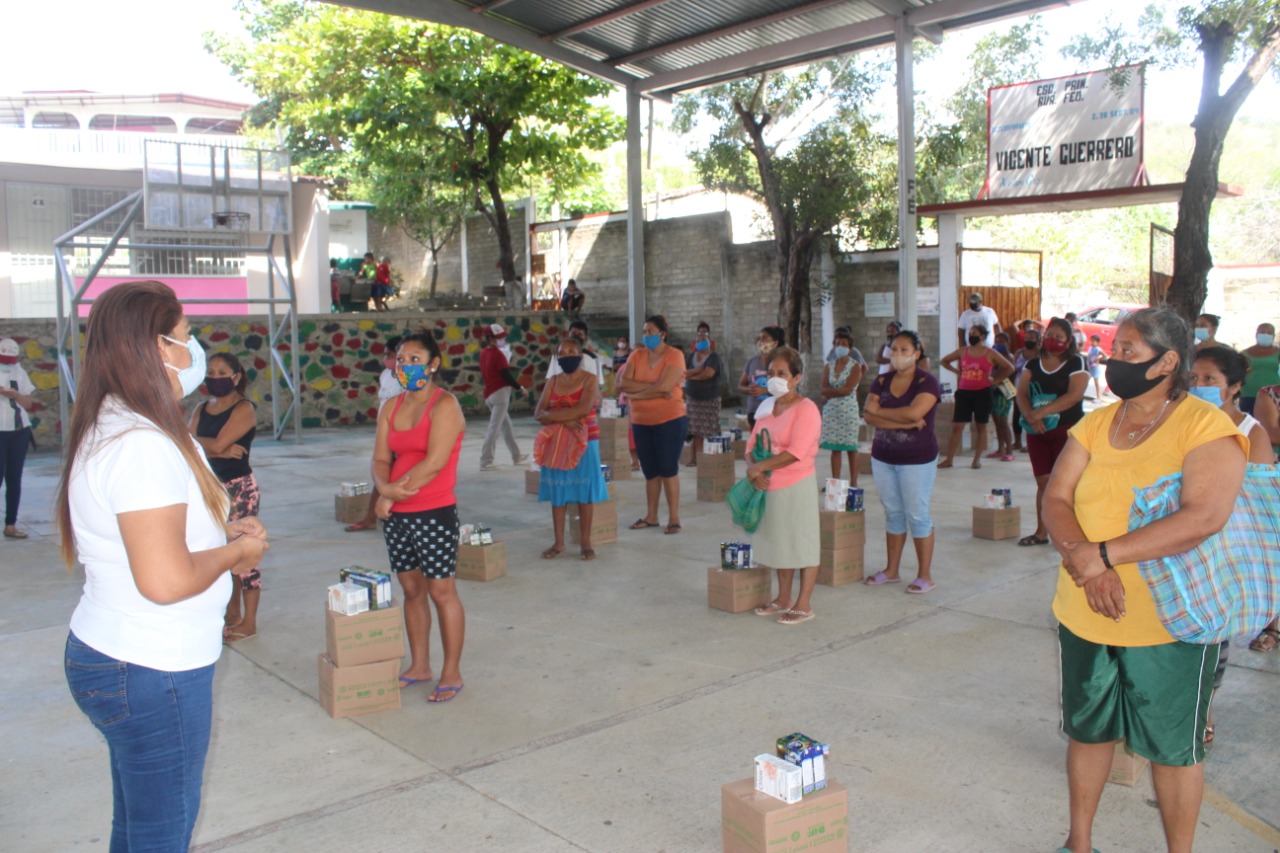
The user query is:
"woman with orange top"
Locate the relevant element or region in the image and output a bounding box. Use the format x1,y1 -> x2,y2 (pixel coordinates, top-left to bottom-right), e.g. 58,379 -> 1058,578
373,331 -> 467,703
535,337 -> 610,560
619,315 -> 688,534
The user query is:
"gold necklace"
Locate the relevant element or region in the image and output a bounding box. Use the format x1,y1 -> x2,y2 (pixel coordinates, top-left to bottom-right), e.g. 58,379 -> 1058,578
1113,398 -> 1171,447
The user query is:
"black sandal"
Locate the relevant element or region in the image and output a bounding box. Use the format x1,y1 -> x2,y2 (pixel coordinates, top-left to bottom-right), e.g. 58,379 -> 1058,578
1018,535 -> 1049,546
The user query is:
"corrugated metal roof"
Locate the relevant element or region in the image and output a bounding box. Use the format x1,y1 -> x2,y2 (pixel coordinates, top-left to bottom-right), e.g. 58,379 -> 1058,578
335,0 -> 1085,98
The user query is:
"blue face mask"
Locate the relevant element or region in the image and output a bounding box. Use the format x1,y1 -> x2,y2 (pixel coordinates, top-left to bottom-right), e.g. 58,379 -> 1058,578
1194,327 -> 1210,342
161,334 -> 206,398
1258,333 -> 1275,347
832,346 -> 850,359
695,339 -> 710,352
1189,385 -> 1223,407
643,333 -> 662,350
396,362 -> 432,392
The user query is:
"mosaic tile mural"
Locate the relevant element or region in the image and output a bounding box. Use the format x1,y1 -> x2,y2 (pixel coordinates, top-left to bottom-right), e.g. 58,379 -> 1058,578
0,311 -> 565,448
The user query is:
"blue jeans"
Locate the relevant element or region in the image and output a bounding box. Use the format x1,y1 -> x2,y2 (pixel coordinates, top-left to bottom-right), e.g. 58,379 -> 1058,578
64,633 -> 215,853
0,426 -> 30,526
871,456 -> 937,538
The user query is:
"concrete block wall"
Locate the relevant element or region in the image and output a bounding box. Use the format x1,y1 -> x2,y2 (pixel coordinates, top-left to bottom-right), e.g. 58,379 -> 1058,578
369,209 -> 528,297
0,310 -> 562,449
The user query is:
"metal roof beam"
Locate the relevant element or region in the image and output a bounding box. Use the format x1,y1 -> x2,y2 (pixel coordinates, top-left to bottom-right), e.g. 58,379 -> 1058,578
471,0 -> 519,12
328,0 -> 641,90
545,0 -> 677,42
608,0 -> 852,67
635,0 -> 1080,95
637,16 -> 893,94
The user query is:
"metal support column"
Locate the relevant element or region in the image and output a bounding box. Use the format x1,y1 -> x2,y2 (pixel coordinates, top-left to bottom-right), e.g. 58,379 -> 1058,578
937,214 -> 963,350
895,16 -> 919,330
625,83 -> 647,345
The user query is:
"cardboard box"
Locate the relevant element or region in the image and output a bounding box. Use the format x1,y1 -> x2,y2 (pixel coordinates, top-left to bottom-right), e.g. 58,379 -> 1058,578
818,511 -> 865,551
316,654 -> 400,719
525,468 -> 540,496
698,477 -> 733,503
733,439 -> 747,460
456,541 -> 508,582
569,501 -> 618,545
325,601 -> 404,667
597,415 -> 631,440
972,506 -> 1021,540
609,462 -> 634,480
680,443 -> 694,467
335,493 -> 368,524
722,778 -> 848,853
817,546 -> 864,586
736,413 -> 750,432
597,434 -> 632,464
707,567 -> 772,613
1108,741 -> 1150,787
698,451 -> 736,482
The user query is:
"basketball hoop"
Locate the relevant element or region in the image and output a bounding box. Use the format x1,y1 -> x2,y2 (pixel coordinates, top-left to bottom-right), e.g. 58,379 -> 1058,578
211,210 -> 251,231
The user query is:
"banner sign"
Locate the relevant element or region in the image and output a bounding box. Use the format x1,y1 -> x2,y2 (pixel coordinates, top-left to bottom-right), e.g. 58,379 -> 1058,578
985,66 -> 1143,199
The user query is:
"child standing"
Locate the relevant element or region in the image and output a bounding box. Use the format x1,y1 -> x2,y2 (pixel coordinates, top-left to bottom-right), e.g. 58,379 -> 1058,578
1086,334 -> 1107,398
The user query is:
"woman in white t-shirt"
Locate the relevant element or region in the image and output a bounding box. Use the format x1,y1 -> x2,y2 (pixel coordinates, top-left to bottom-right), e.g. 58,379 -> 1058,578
57,281 -> 269,851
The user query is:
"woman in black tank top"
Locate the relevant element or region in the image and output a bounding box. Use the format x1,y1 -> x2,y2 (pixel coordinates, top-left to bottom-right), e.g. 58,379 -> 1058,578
189,353 -> 261,642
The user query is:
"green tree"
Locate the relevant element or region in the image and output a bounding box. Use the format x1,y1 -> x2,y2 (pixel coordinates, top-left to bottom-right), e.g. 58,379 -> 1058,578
1064,1 -> 1280,323
674,60 -> 941,353
208,1 -> 623,285
939,20 -> 1048,200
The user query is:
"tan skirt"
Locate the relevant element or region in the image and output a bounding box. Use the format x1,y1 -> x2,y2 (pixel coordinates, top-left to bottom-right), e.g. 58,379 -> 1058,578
751,474 -> 820,569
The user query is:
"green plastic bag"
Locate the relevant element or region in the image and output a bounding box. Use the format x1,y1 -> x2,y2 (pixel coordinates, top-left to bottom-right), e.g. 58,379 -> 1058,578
726,430 -> 774,533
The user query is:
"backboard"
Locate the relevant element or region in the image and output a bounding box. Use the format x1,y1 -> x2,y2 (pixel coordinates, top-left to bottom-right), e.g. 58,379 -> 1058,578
143,139 -> 293,234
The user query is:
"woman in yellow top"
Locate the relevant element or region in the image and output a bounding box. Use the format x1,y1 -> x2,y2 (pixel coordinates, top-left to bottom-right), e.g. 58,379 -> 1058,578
1043,307 -> 1245,853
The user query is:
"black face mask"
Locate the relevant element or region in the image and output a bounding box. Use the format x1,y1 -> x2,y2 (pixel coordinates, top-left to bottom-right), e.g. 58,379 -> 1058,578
557,356 -> 583,374
1105,353 -> 1168,400
968,335 -> 982,345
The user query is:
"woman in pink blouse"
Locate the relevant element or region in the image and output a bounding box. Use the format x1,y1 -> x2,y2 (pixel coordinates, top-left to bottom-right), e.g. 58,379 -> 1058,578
746,346 -> 823,625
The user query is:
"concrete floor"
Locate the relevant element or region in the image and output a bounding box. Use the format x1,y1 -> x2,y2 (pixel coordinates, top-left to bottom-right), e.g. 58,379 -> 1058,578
2,414 -> 1277,853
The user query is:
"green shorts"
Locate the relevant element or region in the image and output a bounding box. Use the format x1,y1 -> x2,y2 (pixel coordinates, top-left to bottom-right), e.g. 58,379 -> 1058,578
1058,624 -> 1219,766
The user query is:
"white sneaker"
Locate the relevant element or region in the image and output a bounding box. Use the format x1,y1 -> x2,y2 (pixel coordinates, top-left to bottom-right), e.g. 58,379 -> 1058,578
514,453 -> 530,465
480,463 -> 499,472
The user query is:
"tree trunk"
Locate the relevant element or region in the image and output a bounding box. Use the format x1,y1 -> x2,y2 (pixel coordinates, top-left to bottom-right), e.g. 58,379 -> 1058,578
783,233 -> 819,356
429,247 -> 440,298
483,176 -> 517,286
1166,18 -> 1280,325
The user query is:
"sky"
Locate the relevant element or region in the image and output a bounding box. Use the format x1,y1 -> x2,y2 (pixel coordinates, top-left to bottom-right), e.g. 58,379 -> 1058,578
2,1 -> 1275,125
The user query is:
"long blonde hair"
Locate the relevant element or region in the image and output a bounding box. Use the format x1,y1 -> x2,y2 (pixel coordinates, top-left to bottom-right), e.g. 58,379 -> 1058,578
56,281 -> 228,566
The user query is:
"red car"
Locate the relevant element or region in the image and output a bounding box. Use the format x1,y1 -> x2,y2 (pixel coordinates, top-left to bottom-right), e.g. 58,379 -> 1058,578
1042,303 -> 1147,355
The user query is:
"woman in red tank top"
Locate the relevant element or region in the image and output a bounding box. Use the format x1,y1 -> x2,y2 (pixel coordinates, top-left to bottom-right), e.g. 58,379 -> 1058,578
373,332 -> 467,703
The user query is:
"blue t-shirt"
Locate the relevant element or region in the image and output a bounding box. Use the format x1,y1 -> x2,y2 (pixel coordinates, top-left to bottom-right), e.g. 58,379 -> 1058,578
869,369 -> 942,466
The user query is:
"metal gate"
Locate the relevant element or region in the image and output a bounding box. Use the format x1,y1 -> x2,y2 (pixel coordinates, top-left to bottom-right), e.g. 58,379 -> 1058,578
1149,223 -> 1174,305
957,247 -> 1043,339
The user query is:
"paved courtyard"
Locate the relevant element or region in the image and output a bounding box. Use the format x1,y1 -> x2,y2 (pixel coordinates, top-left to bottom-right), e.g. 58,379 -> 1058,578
2,414 -> 1277,852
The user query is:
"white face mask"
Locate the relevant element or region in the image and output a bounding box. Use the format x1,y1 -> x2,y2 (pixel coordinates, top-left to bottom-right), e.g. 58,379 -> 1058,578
161,334 -> 206,398
890,353 -> 916,371
766,376 -> 791,397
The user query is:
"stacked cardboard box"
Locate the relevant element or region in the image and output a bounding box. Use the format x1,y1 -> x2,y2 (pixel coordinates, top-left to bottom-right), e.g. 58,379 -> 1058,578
525,466 -> 540,496
597,415 -> 632,466
972,506 -> 1021,540
817,511 -> 865,586
697,451 -> 736,502
568,499 -> 618,545
707,566 -> 772,613
456,540 -> 508,582
721,779 -> 848,853
318,599 -> 403,719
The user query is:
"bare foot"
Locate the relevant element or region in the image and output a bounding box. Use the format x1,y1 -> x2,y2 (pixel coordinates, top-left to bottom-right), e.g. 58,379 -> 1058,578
971,459 -> 982,469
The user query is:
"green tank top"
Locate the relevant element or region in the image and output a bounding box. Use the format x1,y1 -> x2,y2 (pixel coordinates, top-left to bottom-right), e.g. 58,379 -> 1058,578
1243,352 -> 1280,397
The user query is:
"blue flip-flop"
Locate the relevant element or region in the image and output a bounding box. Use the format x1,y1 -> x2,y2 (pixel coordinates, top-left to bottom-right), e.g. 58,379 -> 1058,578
1055,848 -> 1100,853
429,684 -> 464,703
399,675 -> 432,688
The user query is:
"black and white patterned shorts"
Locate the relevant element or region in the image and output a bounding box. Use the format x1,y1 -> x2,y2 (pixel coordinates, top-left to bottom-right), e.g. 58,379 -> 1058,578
382,505 -> 460,578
